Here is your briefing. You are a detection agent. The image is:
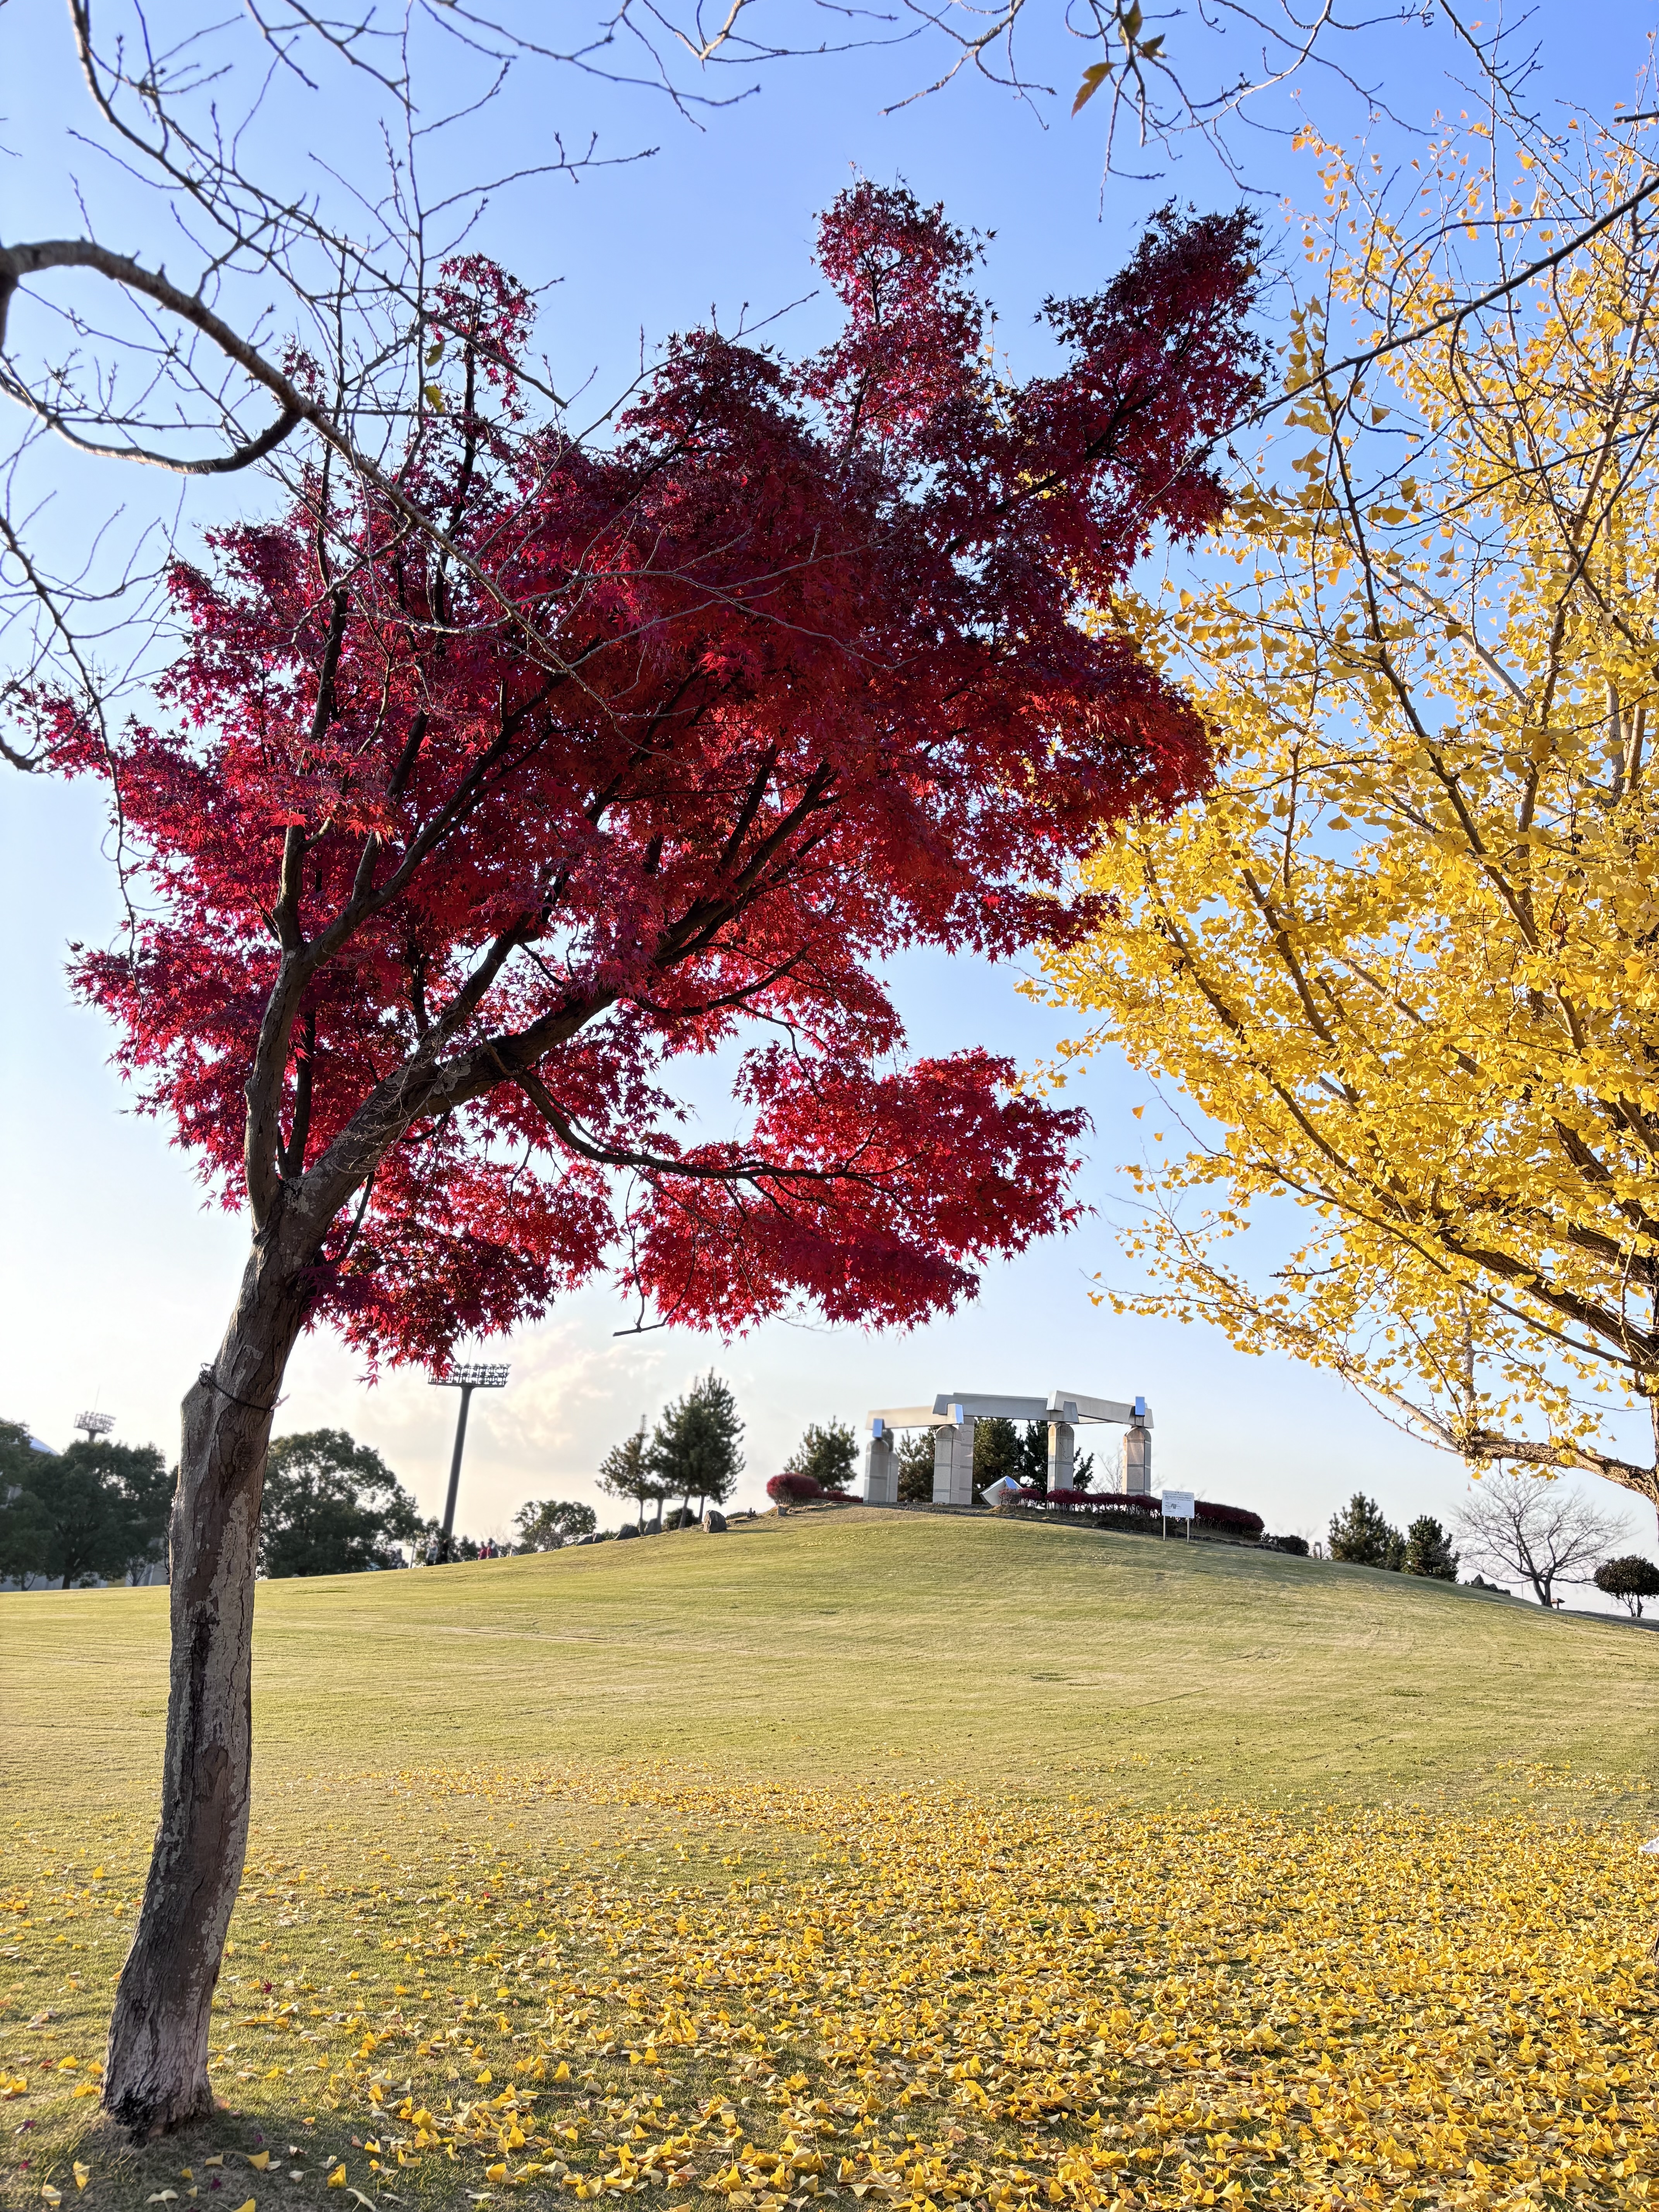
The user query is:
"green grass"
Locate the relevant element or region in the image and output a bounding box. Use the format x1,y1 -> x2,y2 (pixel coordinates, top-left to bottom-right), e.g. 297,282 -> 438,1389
6,1506 -> 1659,2212
8,1503 -> 1659,1817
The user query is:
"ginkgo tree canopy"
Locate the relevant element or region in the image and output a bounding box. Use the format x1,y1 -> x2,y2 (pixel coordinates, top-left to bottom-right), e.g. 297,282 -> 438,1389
1046,110 -> 1659,1504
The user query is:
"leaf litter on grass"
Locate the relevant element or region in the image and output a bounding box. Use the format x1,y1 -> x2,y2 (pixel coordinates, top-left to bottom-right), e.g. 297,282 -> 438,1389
6,1769 -> 1659,2210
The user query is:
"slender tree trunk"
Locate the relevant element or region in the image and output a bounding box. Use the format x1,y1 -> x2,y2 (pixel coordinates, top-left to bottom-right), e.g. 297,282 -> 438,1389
102,1233 -> 311,2137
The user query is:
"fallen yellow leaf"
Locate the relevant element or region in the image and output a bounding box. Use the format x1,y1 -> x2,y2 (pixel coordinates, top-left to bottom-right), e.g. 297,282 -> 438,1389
246,2153 -> 271,2172
73,2165 -> 90,2193
326,2165 -> 347,2188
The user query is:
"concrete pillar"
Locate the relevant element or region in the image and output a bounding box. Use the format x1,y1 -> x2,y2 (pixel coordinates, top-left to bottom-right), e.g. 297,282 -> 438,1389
864,1429 -> 897,1506
1121,1421 -> 1153,1495
1047,1420 -> 1075,1494
933,1417 -> 975,1507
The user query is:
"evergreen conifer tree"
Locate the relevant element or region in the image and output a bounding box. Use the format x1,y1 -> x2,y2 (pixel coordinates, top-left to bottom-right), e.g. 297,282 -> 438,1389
1328,1493 -> 1405,1570
1013,1422 -> 1052,1491
1402,1515 -> 1459,1582
896,1432 -> 936,1503
648,1373 -> 744,1518
972,1417 -> 1021,1489
780,1420 -> 858,1496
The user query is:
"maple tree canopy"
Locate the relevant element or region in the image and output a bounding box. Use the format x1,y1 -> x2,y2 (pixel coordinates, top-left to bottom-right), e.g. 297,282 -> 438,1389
57,185 -> 1261,1366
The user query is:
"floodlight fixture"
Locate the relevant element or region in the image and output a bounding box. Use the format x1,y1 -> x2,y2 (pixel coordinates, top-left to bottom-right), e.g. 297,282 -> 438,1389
436,1361 -> 510,1391
428,1360 -> 510,1558
75,1409 -> 116,1444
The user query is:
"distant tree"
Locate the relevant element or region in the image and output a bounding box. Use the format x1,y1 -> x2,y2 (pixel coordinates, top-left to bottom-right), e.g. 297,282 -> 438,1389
649,1374 -> 745,1518
0,1427 -> 171,1588
1594,1556 -> 1659,1620
1013,1422 -> 1051,1492
1402,1516 -> 1459,1583
1261,1533 -> 1311,1557
896,1431 -> 936,1504
0,1420 -> 53,1585
597,1431 -> 664,1532
781,1419 -> 857,1496
1328,1494 -> 1405,1571
409,1513 -> 487,1565
972,1418 -> 1021,1489
260,1431 -> 421,1579
1454,1472 -> 1627,1608
514,1499 -> 598,1552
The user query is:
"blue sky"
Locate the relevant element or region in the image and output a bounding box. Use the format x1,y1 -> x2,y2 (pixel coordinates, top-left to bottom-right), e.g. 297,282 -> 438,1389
2,0 -> 1656,1588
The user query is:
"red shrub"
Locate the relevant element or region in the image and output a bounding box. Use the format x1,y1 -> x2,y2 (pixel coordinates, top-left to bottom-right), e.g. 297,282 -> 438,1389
767,1472 -> 824,1504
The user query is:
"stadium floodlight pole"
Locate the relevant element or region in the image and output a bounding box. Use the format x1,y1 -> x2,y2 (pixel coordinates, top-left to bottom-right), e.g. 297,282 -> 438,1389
75,1410 -> 115,1444
429,1362 -> 510,1560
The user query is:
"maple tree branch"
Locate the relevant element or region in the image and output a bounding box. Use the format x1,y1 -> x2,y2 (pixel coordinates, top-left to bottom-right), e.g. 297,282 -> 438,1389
509,1066 -> 882,1190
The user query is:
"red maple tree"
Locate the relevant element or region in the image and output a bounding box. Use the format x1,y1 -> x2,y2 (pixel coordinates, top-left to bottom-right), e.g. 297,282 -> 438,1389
53,183 -> 1260,2130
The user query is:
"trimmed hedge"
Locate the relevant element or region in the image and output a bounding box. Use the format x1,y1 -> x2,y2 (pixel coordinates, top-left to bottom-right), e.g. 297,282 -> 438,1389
1021,1487 -> 1265,1538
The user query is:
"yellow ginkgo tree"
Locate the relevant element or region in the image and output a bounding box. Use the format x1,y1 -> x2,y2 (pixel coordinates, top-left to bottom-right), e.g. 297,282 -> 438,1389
1046,105 -> 1659,1503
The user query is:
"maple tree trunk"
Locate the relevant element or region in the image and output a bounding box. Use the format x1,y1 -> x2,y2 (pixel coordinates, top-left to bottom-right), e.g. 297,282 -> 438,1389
102,1235 -> 312,2136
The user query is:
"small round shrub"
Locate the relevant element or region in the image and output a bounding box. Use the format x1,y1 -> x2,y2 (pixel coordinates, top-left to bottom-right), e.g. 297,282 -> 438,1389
766,1471 -> 824,1504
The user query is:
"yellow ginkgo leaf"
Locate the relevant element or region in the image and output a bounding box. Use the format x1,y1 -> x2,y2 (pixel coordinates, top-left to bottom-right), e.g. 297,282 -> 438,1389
72,2166 -> 90,2193
326,2165 -> 347,2188
246,2152 -> 271,2172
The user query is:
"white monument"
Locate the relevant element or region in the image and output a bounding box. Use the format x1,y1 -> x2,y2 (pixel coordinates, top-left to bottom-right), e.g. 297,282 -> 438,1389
861,1389 -> 1154,1508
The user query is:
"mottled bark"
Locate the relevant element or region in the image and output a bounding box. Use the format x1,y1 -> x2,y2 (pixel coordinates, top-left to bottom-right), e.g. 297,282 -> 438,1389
101,1233 -> 311,2136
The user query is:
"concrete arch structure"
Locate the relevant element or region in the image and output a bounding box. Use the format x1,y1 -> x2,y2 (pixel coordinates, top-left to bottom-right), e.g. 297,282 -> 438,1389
862,1390 -> 1153,1508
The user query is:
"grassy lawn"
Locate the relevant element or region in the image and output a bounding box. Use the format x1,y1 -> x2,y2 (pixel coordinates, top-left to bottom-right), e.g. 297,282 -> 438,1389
5,1507 -> 1659,2212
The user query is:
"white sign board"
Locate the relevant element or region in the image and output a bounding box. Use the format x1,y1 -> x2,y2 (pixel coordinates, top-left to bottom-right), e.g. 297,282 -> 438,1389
1162,1490 -> 1196,1522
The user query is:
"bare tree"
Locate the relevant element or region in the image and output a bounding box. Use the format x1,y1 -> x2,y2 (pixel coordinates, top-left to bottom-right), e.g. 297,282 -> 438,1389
1453,1472 -> 1630,1608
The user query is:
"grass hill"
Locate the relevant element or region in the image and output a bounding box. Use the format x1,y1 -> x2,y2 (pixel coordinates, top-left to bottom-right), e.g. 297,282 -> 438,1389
8,1503 -> 1658,1822
7,1507 -> 1659,2212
